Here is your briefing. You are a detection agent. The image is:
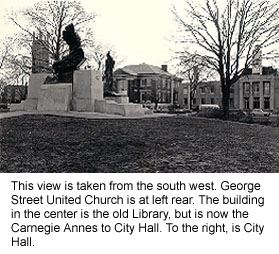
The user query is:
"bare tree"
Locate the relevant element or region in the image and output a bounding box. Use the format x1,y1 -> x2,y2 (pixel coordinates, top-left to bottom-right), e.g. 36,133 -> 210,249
173,0 -> 279,119
7,0 -> 96,72
90,43 -> 115,73
150,85 -> 162,111
0,37 -> 26,86
177,53 -> 213,109
0,35 -> 36,86
86,42 -> 125,78
0,41 -> 10,70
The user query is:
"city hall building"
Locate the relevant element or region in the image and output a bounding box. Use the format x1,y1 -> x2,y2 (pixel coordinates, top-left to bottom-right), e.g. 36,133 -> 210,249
179,46 -> 279,112
232,66 -> 279,111
179,66 -> 279,112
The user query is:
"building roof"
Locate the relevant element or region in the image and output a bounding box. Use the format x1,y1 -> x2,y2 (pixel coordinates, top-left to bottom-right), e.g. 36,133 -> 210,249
114,63 -> 175,77
242,66 -> 277,76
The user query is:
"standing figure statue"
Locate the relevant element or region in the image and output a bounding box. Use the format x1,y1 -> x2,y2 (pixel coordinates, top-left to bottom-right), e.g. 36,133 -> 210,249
103,51 -> 116,96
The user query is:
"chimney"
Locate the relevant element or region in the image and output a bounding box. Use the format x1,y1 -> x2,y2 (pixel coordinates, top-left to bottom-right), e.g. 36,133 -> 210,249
161,65 -> 168,72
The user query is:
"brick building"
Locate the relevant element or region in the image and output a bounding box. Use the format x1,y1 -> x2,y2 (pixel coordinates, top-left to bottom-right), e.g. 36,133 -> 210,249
0,85 -> 28,103
114,64 -> 182,105
178,81 -> 222,110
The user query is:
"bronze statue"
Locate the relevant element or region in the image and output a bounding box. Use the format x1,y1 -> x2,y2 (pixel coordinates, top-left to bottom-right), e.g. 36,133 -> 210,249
103,51 -> 116,96
46,24 -> 85,83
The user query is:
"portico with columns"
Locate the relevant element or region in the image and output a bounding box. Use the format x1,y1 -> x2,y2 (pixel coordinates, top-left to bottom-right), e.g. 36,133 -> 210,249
237,71 -> 276,111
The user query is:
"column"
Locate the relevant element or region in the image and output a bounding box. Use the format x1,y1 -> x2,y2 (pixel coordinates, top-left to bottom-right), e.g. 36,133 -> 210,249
259,82 -> 264,109
270,82 -> 275,110
249,83 -> 253,110
239,82 -> 244,109
170,79 -> 174,105
188,84 -> 191,109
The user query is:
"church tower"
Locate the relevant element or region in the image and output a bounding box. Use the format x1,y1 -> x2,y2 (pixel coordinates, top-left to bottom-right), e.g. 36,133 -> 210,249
252,45 -> 262,75
31,32 -> 50,73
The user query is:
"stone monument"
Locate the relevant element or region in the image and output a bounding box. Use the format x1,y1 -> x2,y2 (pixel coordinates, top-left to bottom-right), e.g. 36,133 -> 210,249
10,24 -> 145,116
46,24 -> 85,83
36,23 -> 102,112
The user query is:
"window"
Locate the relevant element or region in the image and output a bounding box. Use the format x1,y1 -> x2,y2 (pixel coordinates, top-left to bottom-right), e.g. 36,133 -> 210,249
167,79 -> 171,90
264,97 -> 270,109
210,87 -> 214,94
174,93 -> 178,103
173,80 -> 178,89
151,79 -> 156,88
230,98 -> 234,106
141,79 -> 147,88
141,92 -> 147,102
166,93 -> 170,103
159,79 -> 163,90
200,87 -> 205,93
253,82 -> 260,94
161,92 -> 166,102
244,97 -> 249,109
264,82 -> 270,95
211,98 -> 215,104
162,79 -> 167,89
183,88 -> 188,95
201,98 -> 205,104
184,98 -> 188,105
244,82 -> 250,93
253,97 -> 260,109
193,98 -> 196,105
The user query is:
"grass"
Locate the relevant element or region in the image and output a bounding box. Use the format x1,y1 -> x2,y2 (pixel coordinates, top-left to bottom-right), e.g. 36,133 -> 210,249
0,114 -> 278,173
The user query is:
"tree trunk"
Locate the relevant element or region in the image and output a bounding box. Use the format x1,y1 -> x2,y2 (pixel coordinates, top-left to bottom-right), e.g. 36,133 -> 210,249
222,85 -> 230,120
154,101 -> 158,110
190,91 -> 194,110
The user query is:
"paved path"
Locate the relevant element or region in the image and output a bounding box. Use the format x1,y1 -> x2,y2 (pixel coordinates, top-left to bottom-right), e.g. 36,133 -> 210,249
0,110 -> 174,120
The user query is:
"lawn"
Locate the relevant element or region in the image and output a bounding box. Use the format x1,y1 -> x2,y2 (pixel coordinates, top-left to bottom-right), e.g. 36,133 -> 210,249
0,114 -> 278,173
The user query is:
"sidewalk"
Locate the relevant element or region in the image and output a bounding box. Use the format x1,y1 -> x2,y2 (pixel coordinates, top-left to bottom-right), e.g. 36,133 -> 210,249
0,110 -> 174,120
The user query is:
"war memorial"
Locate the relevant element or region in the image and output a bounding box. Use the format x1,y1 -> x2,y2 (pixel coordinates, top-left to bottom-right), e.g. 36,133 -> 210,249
11,24 -> 145,117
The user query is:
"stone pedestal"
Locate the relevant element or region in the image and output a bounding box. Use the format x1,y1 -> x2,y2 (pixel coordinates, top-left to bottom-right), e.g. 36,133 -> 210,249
10,70 -> 146,116
9,103 -> 25,112
14,73 -> 50,111
37,84 -> 72,112
105,96 -> 129,104
95,100 -> 145,116
72,70 -> 103,111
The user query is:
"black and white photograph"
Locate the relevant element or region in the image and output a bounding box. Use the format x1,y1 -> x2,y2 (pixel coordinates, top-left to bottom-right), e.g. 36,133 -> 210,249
1,2 -> 279,254
0,0 -> 278,173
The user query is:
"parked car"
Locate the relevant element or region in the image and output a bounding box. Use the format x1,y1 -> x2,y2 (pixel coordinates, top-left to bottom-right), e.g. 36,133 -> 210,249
199,104 -> 220,111
168,108 -> 188,114
0,103 -> 10,112
0,103 -> 8,109
251,109 -> 270,117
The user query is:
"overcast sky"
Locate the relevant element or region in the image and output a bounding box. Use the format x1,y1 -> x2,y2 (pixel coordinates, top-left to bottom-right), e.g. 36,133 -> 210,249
0,0 -> 181,70
1,0 -> 277,72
